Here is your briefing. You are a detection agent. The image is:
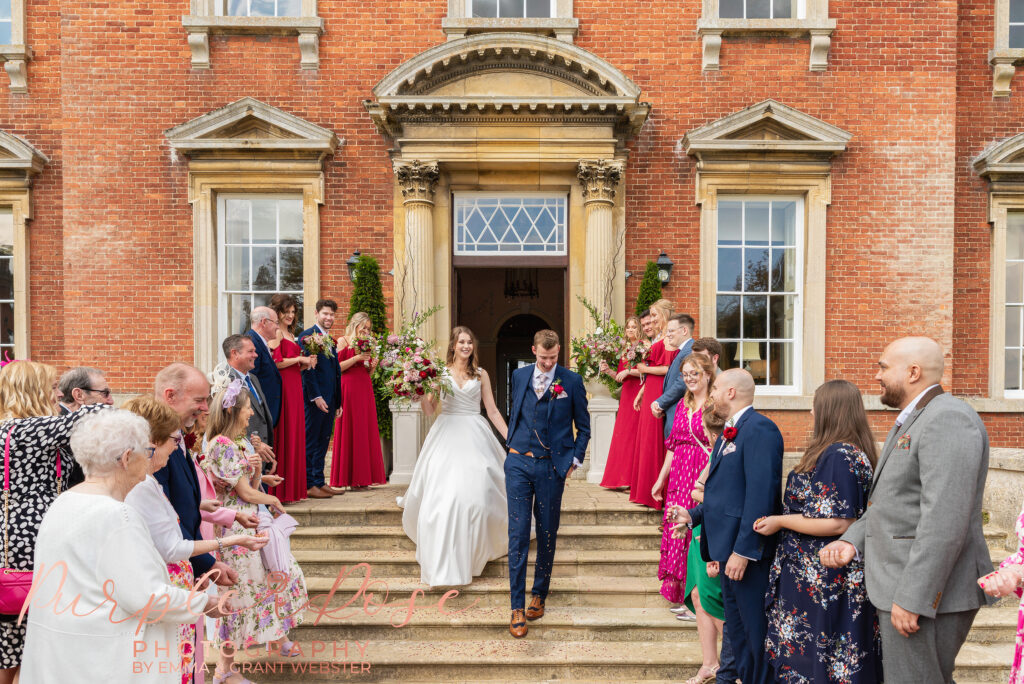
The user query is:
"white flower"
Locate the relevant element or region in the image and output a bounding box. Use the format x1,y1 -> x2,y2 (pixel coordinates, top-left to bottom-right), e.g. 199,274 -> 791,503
595,327 -> 603,335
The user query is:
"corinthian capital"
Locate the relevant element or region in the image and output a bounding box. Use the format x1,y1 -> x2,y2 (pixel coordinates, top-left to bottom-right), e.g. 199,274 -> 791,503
578,159 -> 624,205
394,160 -> 440,205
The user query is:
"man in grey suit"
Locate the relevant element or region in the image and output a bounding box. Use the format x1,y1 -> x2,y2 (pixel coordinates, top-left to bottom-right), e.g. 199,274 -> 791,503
821,336 -> 993,684
223,334 -> 276,465
650,313 -> 695,438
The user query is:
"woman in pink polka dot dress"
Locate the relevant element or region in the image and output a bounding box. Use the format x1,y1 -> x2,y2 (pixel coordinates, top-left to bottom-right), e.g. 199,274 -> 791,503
652,353 -> 716,607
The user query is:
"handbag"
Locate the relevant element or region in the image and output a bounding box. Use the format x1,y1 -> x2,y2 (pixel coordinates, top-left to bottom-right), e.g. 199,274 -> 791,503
0,426 -> 61,615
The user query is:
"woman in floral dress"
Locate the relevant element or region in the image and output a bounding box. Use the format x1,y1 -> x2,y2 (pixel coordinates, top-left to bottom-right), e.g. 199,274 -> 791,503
652,353 -> 715,606
980,499 -> 1024,683
202,381 -> 307,684
754,379 -> 882,684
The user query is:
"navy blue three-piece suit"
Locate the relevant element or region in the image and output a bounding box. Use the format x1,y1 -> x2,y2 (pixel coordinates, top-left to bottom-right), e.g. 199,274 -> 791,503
504,363 -> 590,610
298,324 -> 341,489
687,407 -> 783,684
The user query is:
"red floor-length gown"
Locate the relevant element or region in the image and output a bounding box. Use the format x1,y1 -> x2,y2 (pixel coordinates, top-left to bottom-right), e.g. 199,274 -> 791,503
629,339 -> 678,509
330,344 -> 386,488
271,337 -> 308,503
600,358 -> 643,489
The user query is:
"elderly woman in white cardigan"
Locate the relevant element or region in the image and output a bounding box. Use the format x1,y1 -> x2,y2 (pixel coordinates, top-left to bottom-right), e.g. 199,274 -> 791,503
20,410 -> 230,684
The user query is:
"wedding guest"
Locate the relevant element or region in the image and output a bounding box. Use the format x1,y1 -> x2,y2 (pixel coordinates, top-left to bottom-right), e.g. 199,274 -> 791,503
821,337 -> 993,684
123,396 -> 268,684
0,361 -> 107,683
270,293 -> 313,504
629,298 -> 676,509
598,315 -> 644,489
691,337 -> 722,375
223,334 -> 275,464
330,311 -> 386,490
246,306 -> 282,428
153,363 -> 237,587
20,410 -> 227,684
651,313 -> 696,438
652,353 -> 715,614
299,298 -> 343,498
639,308 -> 654,342
756,379 -> 881,683
979,496 -> 1024,684
56,366 -> 115,487
671,369 -> 783,684
202,382 -> 307,683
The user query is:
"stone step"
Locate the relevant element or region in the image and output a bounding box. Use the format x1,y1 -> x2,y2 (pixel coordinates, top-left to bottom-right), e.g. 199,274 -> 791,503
302,574 -> 667,609
291,548 -> 661,578
290,524 -> 664,552
213,638 -> 1014,682
968,604 -> 1019,642
290,606 -> 696,643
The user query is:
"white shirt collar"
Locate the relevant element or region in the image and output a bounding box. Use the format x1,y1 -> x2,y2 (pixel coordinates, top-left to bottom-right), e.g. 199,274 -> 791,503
314,324 -> 327,335
726,404 -> 753,428
251,330 -> 271,354
533,365 -> 556,381
895,384 -> 940,426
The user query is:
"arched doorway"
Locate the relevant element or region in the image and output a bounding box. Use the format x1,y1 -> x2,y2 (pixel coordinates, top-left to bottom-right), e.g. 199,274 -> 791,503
495,313 -> 556,419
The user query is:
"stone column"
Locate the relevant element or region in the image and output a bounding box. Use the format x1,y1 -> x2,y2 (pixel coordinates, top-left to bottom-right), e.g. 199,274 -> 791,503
578,159 -> 624,325
394,160 -> 439,343
578,159 -> 624,485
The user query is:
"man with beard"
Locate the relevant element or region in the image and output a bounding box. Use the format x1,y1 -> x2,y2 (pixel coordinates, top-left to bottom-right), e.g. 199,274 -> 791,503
639,309 -> 655,343
821,337 -> 993,684
300,298 -> 344,499
670,368 -> 783,684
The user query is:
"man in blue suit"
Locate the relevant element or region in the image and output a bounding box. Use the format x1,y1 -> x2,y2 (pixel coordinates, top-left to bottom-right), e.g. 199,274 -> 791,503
650,313 -> 695,438
505,329 -> 590,638
672,368 -> 783,684
299,298 -> 343,499
153,363 -> 238,586
246,306 -> 282,429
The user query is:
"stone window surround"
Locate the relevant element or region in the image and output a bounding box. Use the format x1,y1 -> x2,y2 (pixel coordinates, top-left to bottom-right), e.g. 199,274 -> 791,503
0,0 -> 30,93
697,0 -> 835,71
183,0 -> 322,70
991,0 -> 1024,96
442,0 -> 578,42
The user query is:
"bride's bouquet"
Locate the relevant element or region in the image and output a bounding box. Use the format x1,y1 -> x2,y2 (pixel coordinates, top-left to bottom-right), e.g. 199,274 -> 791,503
376,307 -> 452,405
570,296 -> 625,396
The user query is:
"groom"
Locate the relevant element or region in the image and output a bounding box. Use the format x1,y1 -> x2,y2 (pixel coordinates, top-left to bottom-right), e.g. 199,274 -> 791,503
505,329 -> 590,638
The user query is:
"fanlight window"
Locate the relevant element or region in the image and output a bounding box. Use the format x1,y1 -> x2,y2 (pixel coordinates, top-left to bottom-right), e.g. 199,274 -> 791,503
454,194 -> 567,255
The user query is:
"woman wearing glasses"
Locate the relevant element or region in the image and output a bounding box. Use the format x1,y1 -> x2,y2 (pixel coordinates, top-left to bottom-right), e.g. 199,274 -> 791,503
124,396 -> 268,684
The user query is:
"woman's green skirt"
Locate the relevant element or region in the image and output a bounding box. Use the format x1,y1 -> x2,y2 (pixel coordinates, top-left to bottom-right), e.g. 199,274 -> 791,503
682,524 -> 724,621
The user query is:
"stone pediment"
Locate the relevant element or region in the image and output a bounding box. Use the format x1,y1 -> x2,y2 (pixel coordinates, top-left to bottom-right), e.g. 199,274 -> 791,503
974,131 -> 1024,180
0,131 -> 48,179
364,33 -> 649,141
682,99 -> 851,160
165,97 -> 339,159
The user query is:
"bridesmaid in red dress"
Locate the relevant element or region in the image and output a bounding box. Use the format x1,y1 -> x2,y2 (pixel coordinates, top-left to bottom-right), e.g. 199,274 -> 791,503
630,299 -> 678,509
330,311 -> 386,489
269,294 -> 314,504
598,316 -> 645,489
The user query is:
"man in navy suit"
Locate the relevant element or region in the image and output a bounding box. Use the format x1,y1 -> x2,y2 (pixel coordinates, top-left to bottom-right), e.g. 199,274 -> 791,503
650,313 -> 695,438
246,306 -> 282,428
299,298 -> 343,499
671,368 -> 783,684
153,362 -> 237,586
504,329 -> 590,638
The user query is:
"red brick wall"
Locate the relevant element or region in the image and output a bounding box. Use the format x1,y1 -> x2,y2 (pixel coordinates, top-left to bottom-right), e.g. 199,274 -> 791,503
2,1 -> 1019,444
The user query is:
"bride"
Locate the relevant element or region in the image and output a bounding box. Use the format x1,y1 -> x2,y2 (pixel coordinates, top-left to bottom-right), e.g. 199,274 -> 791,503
397,326 -> 510,587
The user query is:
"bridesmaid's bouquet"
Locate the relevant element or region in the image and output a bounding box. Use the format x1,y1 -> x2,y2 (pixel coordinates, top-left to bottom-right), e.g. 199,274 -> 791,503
375,307 -> 452,405
354,335 -> 377,368
623,341 -> 650,369
301,332 -> 335,357
570,297 -> 625,396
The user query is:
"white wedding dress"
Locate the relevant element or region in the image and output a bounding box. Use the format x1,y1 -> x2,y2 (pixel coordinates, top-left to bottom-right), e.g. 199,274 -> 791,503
397,374 -> 509,587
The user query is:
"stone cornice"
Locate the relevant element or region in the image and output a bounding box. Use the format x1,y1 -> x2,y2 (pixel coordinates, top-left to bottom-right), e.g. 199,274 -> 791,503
974,131 -> 1024,180
0,130 -> 48,183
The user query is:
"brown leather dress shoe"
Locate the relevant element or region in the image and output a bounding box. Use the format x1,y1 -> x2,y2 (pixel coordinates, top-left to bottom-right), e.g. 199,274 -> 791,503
322,486 -> 346,495
526,595 -> 545,621
306,487 -> 330,499
509,609 -> 528,638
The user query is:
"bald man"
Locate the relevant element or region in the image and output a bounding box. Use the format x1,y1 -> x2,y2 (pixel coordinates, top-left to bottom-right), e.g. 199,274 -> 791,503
820,337 -> 993,684
670,368 -> 783,684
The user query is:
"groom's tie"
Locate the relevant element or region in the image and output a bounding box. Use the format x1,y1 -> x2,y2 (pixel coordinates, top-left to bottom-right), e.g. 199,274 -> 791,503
534,374 -> 547,399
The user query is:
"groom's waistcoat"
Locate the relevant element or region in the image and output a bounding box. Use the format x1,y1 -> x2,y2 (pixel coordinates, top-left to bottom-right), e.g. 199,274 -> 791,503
508,387 -> 551,455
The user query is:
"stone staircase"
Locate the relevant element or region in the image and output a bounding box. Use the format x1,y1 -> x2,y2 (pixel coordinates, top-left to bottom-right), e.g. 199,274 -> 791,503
218,482 -> 1017,682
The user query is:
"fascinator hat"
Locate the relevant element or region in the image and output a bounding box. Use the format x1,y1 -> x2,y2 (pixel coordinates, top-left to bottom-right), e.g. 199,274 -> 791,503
221,378 -> 244,409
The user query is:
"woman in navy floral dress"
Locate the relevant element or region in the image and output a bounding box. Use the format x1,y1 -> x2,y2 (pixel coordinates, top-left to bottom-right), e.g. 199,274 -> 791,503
754,379 -> 882,684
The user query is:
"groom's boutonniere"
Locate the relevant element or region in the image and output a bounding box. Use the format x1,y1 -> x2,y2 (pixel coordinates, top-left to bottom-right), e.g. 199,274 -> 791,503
551,379 -> 568,399
722,426 -> 738,441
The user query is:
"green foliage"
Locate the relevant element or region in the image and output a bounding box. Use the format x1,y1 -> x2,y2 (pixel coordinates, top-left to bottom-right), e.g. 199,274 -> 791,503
347,254 -> 391,439
635,260 -> 663,315
570,296 -> 625,397
349,255 -> 387,334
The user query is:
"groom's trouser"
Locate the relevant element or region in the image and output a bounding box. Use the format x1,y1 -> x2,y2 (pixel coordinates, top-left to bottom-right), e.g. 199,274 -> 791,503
719,557 -> 772,684
304,402 -> 333,488
505,451 -> 565,610
876,607 -> 977,684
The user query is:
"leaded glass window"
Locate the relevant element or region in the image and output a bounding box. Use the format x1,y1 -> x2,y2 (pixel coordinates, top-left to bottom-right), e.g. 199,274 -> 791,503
454,194 -> 567,255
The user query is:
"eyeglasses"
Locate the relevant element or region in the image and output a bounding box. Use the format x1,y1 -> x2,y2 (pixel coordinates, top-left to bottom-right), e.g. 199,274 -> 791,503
142,447 -> 155,460
171,433 -> 183,447
86,387 -> 112,398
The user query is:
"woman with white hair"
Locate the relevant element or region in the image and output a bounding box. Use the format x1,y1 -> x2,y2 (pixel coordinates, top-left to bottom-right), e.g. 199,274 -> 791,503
19,410 -> 228,683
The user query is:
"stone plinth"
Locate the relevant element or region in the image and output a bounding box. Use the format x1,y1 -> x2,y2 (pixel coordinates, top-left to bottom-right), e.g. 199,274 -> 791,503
389,400 -> 427,485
